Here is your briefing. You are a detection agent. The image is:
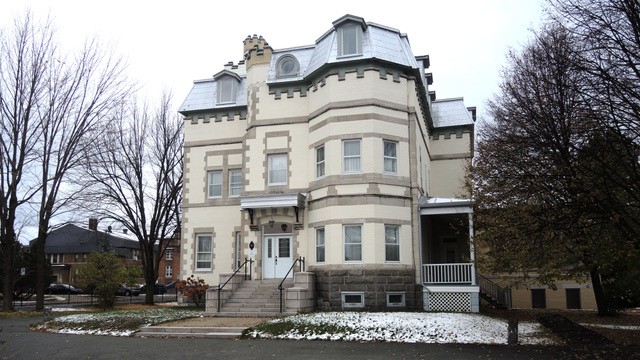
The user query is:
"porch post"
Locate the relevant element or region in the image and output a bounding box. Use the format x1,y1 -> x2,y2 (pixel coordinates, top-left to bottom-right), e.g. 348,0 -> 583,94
469,212 -> 476,285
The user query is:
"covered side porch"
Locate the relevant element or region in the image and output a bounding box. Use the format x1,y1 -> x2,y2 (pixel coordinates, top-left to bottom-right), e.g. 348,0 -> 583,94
419,197 -> 479,312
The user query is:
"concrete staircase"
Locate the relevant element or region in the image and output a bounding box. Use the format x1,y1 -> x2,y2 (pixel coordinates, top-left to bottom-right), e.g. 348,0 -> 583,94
218,279 -> 296,316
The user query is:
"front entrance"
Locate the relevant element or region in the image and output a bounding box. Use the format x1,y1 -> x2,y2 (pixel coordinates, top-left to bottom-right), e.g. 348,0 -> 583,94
263,236 -> 293,279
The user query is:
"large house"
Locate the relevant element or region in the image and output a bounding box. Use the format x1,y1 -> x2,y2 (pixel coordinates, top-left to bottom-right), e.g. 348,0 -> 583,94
178,14 -> 596,312
33,219 -> 141,285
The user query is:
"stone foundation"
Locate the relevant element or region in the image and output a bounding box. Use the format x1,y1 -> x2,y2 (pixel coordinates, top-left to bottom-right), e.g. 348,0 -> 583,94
309,265 -> 422,311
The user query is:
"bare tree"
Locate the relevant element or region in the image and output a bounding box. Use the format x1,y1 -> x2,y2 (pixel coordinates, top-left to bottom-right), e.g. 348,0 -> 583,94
0,12 -> 133,310
83,92 -> 183,305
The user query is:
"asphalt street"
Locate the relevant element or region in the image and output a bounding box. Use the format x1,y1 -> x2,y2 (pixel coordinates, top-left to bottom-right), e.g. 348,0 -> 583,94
0,316 -> 573,360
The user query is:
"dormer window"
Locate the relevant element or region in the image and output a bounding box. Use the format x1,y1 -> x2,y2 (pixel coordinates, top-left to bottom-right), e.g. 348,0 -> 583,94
276,55 -> 299,78
338,25 -> 362,57
217,77 -> 236,104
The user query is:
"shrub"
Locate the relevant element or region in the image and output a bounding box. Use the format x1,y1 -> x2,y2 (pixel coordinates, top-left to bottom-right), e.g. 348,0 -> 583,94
176,275 -> 208,307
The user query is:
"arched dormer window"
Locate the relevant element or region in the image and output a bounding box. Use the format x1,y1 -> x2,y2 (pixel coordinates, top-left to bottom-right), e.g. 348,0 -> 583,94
213,70 -> 242,105
276,55 -> 299,78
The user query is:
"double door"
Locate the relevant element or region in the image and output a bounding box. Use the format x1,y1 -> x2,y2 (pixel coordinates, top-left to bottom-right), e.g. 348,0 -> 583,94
263,236 -> 293,279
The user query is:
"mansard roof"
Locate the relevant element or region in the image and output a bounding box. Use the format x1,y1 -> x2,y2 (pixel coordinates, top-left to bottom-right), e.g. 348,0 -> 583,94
266,15 -> 420,84
431,98 -> 475,128
179,72 -> 247,114
179,14 -> 427,115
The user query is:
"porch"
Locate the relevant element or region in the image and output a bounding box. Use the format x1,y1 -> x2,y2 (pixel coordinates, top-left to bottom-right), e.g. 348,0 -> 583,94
419,197 -> 479,312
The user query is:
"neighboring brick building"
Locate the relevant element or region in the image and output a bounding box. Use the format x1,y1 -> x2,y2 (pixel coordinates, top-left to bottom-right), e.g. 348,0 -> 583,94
157,235 -> 180,285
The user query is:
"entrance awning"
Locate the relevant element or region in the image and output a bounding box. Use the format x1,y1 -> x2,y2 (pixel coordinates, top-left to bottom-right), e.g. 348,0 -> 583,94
240,193 -> 306,210
240,193 -> 307,226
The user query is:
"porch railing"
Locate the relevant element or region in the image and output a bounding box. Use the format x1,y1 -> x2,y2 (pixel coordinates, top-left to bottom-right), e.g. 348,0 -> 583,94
422,263 -> 475,284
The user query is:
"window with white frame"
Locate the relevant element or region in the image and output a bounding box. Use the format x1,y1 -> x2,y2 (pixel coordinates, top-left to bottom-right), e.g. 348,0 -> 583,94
316,228 -> 325,263
316,145 -> 325,178
385,225 -> 400,262
207,170 -> 222,198
268,154 -> 287,185
196,235 -> 213,270
343,140 -> 361,173
337,25 -> 362,57
383,140 -> 398,174
165,247 -> 173,261
229,169 -> 242,197
165,266 -> 173,277
341,292 -> 365,308
344,224 -> 362,262
217,77 -> 236,104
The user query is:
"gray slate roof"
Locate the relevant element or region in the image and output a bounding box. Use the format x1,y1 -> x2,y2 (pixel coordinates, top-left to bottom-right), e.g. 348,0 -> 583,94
31,224 -> 139,258
180,14 -> 423,114
431,98 -> 475,128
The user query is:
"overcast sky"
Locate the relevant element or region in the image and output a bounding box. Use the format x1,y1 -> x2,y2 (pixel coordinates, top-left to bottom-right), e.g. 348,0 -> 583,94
1,0 -> 545,122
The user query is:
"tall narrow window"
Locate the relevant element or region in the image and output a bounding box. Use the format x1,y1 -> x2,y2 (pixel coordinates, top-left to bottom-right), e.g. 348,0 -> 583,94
235,232 -> 242,269
196,235 -> 212,270
343,140 -> 361,173
316,145 -> 325,178
316,228 -> 325,263
338,26 -> 362,57
383,141 -> 398,174
207,170 -> 222,198
268,154 -> 287,185
165,247 -> 173,260
229,169 -> 242,197
217,77 -> 236,104
165,266 -> 173,277
385,225 -> 400,262
344,225 -> 362,262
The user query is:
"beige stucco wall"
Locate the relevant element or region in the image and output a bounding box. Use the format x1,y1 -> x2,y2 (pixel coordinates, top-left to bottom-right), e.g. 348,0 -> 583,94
429,158 -> 469,198
181,57 -> 471,286
510,284 -> 597,310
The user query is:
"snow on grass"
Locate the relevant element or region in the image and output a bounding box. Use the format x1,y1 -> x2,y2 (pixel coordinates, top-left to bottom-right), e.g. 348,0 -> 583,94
33,308 -> 203,337
580,323 -> 640,331
35,309 -> 557,345
247,312 -> 557,345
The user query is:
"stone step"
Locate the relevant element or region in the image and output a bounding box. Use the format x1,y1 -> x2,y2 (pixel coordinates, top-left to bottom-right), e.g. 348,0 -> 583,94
135,326 -> 245,339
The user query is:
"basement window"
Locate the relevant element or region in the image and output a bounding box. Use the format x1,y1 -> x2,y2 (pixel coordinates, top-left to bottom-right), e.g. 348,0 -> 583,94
386,292 -> 406,307
341,292 -> 365,308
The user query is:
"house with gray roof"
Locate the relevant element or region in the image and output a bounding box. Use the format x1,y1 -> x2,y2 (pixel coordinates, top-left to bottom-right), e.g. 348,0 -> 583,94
178,14 -> 485,313
31,219 -> 141,285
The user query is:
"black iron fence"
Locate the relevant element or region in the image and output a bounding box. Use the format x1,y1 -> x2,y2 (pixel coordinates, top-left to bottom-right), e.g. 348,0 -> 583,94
12,287 -> 179,308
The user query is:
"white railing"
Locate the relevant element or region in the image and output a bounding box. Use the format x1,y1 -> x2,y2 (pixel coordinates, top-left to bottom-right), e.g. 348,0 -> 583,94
422,263 -> 475,285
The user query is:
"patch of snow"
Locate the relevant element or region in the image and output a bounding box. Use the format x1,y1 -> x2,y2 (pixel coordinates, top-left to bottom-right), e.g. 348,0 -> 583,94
249,312 -> 558,345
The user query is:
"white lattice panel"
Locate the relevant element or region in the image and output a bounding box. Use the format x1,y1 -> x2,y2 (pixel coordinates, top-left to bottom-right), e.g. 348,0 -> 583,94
426,292 -> 471,312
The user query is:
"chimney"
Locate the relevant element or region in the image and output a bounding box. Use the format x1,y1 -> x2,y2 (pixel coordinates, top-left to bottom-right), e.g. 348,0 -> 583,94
88,218 -> 98,231
243,34 -> 272,70
467,106 -> 477,122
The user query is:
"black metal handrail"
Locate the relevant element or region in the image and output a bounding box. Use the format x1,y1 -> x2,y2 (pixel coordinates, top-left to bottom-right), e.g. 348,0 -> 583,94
217,258 -> 253,312
278,256 -> 305,313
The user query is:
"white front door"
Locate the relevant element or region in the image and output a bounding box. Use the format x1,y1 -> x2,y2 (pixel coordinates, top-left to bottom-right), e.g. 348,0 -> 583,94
263,236 -> 293,279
